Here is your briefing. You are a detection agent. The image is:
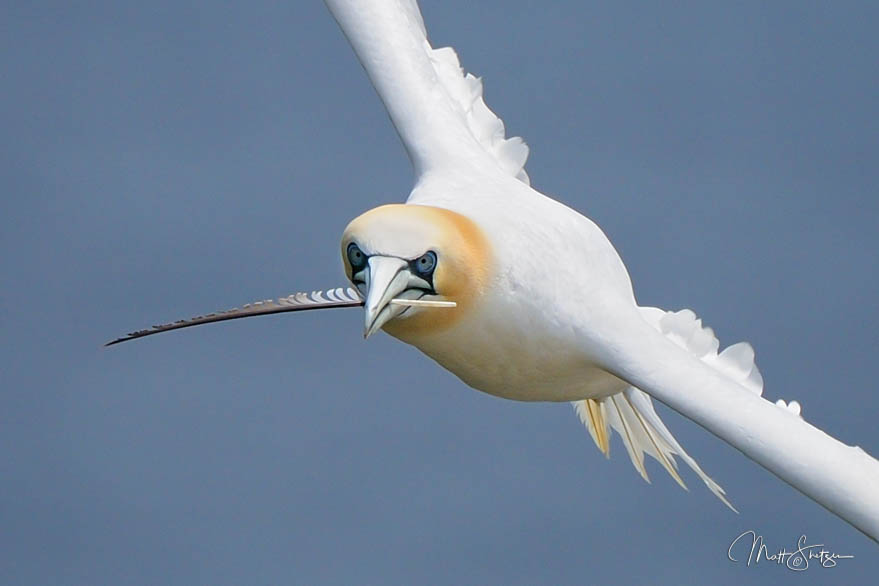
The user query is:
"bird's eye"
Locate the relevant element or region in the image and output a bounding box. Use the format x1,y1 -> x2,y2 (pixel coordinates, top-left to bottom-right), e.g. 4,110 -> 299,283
414,251 -> 437,276
347,242 -> 367,271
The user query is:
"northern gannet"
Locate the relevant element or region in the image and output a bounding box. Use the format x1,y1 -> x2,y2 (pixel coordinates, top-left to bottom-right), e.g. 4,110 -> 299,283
108,0 -> 791,511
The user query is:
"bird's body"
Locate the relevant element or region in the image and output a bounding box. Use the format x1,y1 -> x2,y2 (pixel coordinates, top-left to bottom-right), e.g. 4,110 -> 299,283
111,0 -> 773,510
341,168 -> 757,506
328,0 -> 775,507
385,176 -> 637,403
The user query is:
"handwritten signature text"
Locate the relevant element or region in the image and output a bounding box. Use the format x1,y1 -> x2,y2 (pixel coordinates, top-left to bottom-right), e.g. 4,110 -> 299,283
728,530 -> 854,571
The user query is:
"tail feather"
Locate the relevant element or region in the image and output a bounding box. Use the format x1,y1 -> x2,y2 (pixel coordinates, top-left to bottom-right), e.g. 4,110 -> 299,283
573,307 -> 758,512
580,399 -> 610,457
623,387 -> 735,511
618,391 -> 687,490
607,394 -> 654,483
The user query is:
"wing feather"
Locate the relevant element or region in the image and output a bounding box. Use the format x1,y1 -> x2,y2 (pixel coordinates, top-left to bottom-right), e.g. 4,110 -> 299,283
324,0 -> 529,184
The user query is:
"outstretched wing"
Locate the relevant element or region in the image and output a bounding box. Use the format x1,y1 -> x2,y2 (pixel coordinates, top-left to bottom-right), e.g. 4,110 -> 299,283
325,0 -> 529,184
106,287 -> 363,346
603,305 -> 879,538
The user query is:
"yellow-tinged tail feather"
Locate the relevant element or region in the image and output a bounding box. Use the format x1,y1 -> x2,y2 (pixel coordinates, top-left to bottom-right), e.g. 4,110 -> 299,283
573,307 -> 763,511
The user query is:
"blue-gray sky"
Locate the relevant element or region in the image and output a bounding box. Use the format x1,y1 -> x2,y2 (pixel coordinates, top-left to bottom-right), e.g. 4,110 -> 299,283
2,1 -> 878,584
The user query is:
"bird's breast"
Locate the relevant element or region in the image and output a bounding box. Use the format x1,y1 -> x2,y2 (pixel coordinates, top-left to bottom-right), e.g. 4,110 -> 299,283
385,298 -> 626,402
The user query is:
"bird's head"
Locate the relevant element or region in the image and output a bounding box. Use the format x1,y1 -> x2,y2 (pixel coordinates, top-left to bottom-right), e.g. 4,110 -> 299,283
342,204 -> 493,339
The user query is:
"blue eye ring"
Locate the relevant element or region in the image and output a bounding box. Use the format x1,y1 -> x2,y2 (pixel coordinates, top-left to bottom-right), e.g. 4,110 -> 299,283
414,250 -> 437,276
347,242 -> 367,271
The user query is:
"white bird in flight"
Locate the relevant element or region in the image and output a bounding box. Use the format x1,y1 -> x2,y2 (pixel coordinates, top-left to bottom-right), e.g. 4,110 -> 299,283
108,0 -> 781,510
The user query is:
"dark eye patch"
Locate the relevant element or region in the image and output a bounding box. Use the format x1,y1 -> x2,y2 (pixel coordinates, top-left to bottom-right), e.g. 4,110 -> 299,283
347,242 -> 368,273
408,250 -> 437,292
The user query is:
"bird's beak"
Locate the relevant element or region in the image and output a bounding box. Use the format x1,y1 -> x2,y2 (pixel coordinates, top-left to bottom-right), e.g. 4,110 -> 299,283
363,256 -> 410,338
